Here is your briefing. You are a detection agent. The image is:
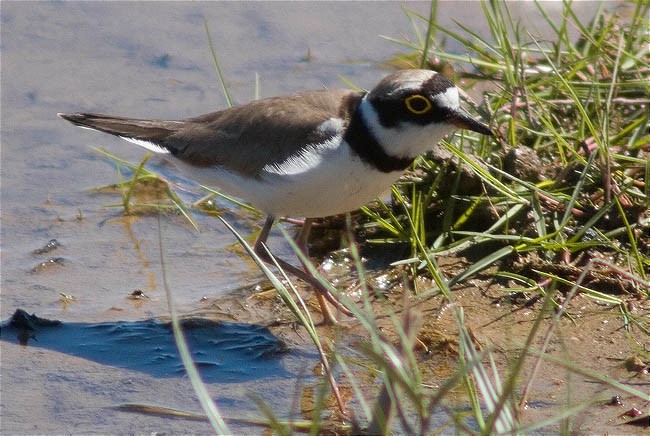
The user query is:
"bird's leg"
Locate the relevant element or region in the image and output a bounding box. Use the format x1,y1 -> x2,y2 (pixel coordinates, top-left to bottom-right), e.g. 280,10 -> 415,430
253,216 -> 352,324
293,218 -> 338,325
295,217 -> 313,254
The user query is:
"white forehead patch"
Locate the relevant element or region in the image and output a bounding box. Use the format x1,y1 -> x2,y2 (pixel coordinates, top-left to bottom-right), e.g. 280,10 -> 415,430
432,87 -> 460,110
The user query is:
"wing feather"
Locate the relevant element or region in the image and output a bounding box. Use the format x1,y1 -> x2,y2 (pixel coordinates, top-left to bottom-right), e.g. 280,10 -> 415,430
60,89 -> 363,179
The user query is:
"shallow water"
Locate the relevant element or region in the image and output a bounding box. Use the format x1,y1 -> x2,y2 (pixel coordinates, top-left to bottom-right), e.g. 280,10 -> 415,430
1,1 -> 625,433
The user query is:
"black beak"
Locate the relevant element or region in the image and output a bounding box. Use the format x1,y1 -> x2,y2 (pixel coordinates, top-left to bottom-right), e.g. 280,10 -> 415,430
450,109 -> 493,136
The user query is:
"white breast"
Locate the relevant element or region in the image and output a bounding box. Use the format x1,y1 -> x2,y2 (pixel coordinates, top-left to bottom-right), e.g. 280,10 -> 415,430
172,136 -> 403,218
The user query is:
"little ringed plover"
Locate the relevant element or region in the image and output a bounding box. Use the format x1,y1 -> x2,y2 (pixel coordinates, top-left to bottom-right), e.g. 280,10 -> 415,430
59,69 -> 492,324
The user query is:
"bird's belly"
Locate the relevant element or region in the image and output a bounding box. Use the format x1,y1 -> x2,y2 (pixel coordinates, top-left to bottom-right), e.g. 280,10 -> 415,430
174,148 -> 404,218
262,162 -> 402,218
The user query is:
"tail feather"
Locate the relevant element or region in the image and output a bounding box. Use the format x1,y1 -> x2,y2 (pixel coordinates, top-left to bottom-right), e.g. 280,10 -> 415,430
58,112 -> 182,154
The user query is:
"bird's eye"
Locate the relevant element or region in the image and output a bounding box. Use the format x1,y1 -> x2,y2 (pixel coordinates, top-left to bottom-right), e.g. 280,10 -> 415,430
404,94 -> 432,115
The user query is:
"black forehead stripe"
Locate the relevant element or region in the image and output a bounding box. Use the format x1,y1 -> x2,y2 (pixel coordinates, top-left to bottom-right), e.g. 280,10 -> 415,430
344,95 -> 413,173
368,74 -> 458,129
423,74 -> 456,94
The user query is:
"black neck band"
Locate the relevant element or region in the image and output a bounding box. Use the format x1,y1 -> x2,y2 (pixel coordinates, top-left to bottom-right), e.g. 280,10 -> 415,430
344,96 -> 413,173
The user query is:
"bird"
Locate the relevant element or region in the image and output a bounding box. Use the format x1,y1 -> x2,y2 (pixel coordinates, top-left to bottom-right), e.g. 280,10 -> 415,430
59,69 -> 492,324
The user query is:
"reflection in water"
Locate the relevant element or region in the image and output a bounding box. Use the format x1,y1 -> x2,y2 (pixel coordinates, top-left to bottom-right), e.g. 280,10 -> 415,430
1,309 -> 297,383
117,215 -> 159,293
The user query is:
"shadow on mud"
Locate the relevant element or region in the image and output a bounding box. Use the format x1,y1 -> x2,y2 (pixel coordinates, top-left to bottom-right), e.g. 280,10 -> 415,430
1,309 -> 296,383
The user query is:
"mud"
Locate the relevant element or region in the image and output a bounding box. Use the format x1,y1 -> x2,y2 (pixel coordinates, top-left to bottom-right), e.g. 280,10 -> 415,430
195,257 -> 649,433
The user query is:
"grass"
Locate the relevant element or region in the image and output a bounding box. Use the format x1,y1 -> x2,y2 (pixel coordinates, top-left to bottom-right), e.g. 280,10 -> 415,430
93,1 -> 648,433
90,147 -> 198,229
376,1 -> 649,291
357,1 -> 649,433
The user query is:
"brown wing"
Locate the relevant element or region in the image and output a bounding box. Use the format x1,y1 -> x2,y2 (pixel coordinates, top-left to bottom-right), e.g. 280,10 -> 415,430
60,89 -> 363,178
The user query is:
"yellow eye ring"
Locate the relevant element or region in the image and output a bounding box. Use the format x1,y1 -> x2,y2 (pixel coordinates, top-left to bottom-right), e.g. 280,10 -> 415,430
405,95 -> 432,114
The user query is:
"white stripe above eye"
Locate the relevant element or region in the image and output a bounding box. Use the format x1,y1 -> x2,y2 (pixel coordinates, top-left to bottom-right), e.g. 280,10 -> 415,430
120,136 -> 170,154
432,87 -> 460,110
